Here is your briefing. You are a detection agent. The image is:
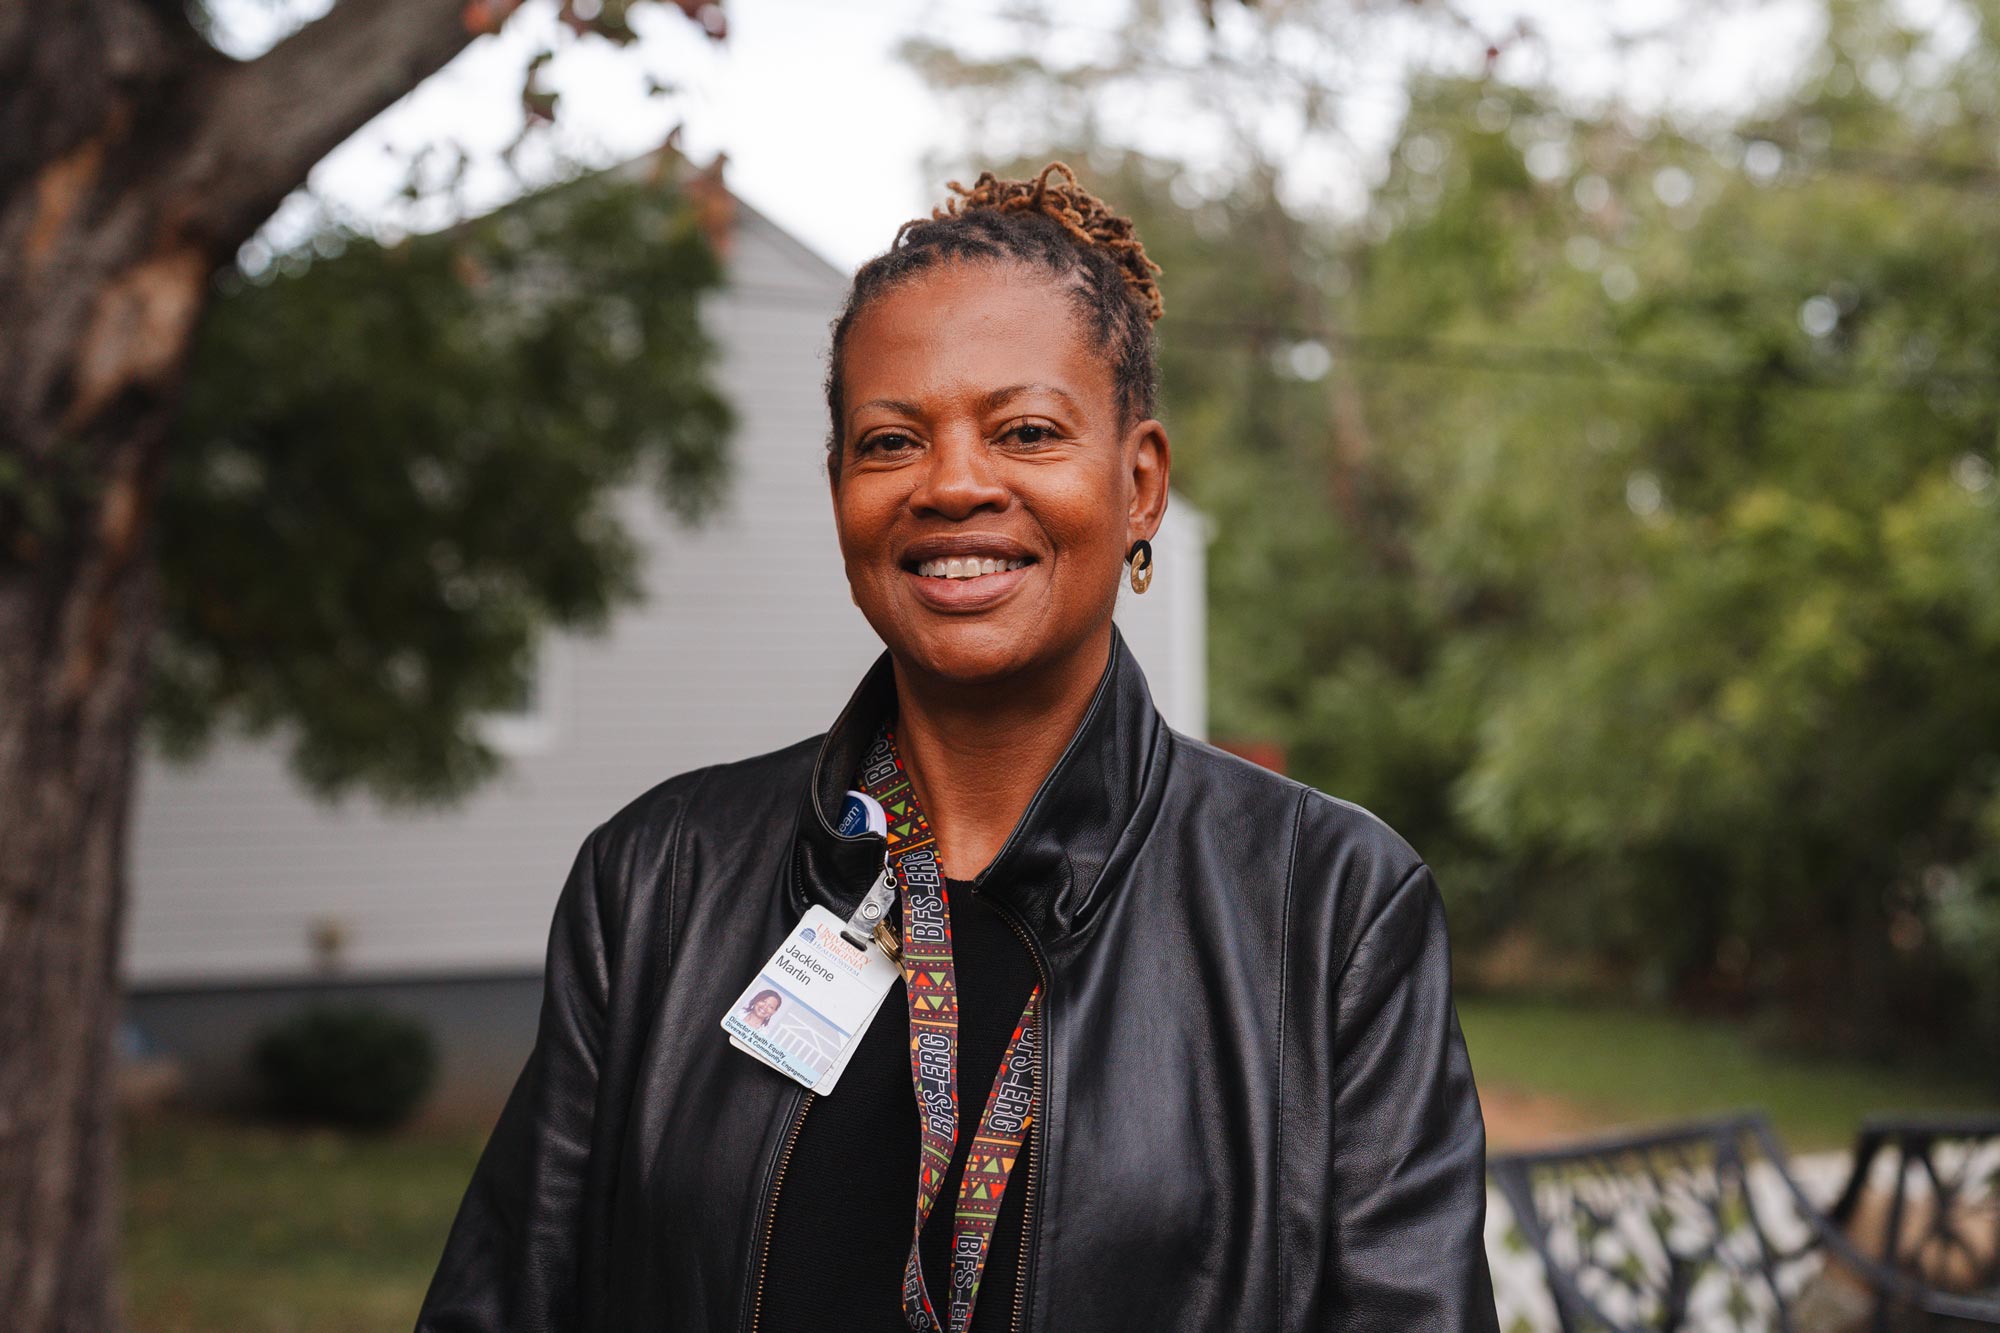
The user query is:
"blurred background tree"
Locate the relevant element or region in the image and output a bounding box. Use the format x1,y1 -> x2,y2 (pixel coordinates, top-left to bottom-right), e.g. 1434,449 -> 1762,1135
910,0 -> 2000,1072
158,164 -> 732,802
0,2 -> 725,1323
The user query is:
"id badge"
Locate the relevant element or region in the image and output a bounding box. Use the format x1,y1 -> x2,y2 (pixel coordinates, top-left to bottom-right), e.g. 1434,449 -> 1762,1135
721,905 -> 899,1094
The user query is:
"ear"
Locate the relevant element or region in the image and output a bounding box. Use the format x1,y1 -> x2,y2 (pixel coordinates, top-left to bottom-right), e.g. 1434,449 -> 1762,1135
1124,417 -> 1171,545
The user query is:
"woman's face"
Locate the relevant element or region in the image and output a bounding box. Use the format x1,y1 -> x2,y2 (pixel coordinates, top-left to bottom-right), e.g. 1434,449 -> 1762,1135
831,261 -> 1169,686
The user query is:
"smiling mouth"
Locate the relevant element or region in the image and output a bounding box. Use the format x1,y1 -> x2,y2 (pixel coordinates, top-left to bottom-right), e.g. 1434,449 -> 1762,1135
912,556 -> 1034,581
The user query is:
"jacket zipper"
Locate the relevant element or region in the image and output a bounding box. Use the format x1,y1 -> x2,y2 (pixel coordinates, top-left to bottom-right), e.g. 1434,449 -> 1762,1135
760,854 -> 1049,1332
975,886 -> 1052,1333
747,1089 -> 814,1333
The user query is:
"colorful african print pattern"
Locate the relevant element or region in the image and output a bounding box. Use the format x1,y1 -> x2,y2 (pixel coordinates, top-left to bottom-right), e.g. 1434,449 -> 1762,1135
947,991 -> 1039,1327
860,726 -> 1041,1333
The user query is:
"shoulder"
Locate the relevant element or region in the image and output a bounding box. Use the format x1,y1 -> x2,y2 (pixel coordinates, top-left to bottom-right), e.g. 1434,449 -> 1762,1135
529,738 -> 823,1001
1163,729 -> 1422,879
1162,729 -> 1429,958
584,734 -> 822,881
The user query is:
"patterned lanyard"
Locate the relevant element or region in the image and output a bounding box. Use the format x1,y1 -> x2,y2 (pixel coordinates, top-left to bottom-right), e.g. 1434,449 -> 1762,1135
860,725 -> 1042,1333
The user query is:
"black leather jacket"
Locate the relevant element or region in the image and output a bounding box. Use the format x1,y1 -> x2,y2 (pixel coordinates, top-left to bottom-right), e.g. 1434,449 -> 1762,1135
417,631 -> 1499,1331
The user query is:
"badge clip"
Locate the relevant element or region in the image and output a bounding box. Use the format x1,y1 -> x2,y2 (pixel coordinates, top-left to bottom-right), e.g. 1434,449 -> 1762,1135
840,864 -> 894,950
835,790 -> 893,951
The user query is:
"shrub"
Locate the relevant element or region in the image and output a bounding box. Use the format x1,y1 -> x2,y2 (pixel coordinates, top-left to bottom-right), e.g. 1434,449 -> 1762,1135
251,1004 -> 438,1130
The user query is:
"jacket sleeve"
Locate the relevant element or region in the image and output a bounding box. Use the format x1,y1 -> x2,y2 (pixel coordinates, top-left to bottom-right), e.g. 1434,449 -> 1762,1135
1328,860 -> 1499,1331
415,827 -> 614,1332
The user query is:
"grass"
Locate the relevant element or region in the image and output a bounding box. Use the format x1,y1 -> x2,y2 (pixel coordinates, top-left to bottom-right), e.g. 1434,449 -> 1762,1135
123,1115 -> 485,1333
117,1000 -> 1997,1329
1458,994 -> 1997,1151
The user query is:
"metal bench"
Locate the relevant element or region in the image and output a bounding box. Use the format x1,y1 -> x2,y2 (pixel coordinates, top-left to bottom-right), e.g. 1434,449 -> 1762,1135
1489,1112 -> 2000,1331
1825,1115 -> 2000,1329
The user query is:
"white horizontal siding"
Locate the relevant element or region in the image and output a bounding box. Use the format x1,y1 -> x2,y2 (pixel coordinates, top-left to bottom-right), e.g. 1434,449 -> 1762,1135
123,198 -> 1207,988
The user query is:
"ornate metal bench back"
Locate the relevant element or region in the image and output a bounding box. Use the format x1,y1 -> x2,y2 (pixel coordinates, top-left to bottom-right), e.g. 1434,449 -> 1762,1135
1489,1114 -> 1813,1333
1493,1113 -> 2000,1333
1824,1116 -> 2000,1329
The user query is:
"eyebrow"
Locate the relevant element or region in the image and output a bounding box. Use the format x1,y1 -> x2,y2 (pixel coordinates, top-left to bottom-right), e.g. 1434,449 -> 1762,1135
854,398 -> 924,418
980,382 -> 1082,413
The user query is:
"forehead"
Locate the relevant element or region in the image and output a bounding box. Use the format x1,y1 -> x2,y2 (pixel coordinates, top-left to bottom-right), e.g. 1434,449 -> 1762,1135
841,261 -> 1116,421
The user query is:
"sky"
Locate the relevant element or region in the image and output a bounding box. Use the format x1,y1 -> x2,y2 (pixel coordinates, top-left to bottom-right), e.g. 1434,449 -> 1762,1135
234,0 -> 961,271
214,0 -> 1860,275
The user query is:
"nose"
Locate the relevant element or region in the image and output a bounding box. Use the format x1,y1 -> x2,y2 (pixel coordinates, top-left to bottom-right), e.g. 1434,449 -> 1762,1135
908,425 -> 1009,519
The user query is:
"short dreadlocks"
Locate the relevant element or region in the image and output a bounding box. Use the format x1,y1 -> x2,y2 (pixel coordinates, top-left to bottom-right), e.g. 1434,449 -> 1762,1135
824,163 -> 1164,475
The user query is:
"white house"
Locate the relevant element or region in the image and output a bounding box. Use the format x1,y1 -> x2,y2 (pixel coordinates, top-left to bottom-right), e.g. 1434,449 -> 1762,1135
121,183 -> 1210,1111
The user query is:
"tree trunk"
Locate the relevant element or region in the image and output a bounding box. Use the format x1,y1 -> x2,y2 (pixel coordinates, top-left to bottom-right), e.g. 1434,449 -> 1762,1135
1,78 -> 212,1318
0,489 -> 162,1332
1,6 -> 205,1323
0,2 -> 526,1322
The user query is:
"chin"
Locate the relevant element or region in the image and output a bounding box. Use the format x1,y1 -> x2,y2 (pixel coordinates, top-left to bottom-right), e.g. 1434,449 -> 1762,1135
912,628 -> 1040,680
896,617 -> 1048,685
858,575 -> 1114,688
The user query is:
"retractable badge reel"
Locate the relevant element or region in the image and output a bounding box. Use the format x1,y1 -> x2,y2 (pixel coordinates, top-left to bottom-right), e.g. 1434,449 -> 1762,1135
835,790 -> 900,960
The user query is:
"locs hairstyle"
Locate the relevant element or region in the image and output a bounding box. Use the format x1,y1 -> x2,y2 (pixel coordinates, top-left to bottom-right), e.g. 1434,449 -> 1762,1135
823,163 -> 1166,477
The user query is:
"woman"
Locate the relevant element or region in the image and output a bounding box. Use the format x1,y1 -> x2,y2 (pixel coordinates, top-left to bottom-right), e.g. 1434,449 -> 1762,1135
740,989 -> 782,1030
417,165 -> 1497,1332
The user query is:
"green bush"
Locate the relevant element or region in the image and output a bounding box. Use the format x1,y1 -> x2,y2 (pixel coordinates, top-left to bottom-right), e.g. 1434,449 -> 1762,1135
251,1005 -> 438,1131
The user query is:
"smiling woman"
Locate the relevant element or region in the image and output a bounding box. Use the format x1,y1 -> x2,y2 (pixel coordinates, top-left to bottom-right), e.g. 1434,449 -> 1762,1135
416,165 -> 1499,1333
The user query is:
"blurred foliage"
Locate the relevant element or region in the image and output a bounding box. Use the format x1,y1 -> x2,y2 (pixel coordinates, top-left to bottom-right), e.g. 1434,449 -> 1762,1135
1457,997 -> 1996,1150
918,0 -> 2000,1068
251,1006 -> 438,1131
158,165 -> 732,803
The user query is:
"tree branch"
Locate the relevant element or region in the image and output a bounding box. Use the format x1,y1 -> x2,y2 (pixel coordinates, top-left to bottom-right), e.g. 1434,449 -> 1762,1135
174,0 -> 508,254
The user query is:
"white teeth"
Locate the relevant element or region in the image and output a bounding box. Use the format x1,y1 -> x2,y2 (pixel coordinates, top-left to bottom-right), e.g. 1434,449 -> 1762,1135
915,556 -> 1032,580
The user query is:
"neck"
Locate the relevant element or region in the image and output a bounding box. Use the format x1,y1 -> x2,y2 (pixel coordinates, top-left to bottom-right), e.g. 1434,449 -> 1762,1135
891,624 -> 1112,880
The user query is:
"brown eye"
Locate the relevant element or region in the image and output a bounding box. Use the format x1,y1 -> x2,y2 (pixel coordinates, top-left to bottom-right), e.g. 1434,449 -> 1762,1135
1006,424 -> 1055,446
859,431 -> 917,456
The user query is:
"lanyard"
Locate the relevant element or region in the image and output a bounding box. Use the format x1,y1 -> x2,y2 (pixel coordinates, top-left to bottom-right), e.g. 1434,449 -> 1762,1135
860,724 -> 1041,1333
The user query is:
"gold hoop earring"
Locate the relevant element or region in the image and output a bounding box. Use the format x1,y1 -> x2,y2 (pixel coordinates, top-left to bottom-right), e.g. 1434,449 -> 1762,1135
1127,538 -> 1154,595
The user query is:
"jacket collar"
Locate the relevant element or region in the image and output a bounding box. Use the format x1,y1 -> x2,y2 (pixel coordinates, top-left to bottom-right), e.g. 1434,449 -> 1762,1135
790,624 -> 1168,949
